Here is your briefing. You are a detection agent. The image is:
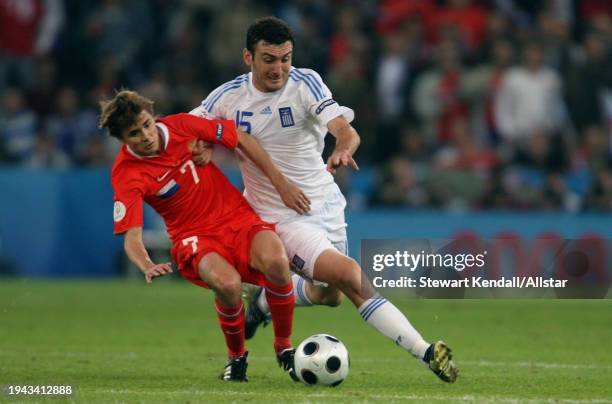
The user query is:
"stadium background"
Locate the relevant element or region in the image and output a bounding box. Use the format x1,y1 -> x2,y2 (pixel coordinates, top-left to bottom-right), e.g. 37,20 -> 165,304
0,0 -> 611,277
1,1 -> 611,402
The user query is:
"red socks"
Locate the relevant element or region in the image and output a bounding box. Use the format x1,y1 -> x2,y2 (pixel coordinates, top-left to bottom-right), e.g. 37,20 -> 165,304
215,281 -> 294,356
214,300 -> 245,358
264,281 -> 295,353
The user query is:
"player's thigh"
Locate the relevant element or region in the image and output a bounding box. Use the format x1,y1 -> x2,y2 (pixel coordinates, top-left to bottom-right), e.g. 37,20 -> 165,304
275,219 -> 333,283
313,249 -> 375,306
198,252 -> 242,300
249,229 -> 290,283
276,208 -> 347,279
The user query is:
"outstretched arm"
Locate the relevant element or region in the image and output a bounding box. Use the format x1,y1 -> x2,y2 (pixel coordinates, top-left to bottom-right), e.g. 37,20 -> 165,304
124,227 -> 173,284
326,116 -> 360,174
237,132 -> 311,214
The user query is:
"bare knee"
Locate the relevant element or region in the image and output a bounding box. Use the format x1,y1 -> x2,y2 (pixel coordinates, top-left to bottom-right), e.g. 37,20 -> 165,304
260,253 -> 290,285
319,288 -> 344,307
201,267 -> 242,305
251,231 -> 291,285
306,283 -> 344,307
211,276 -> 242,302
314,251 -> 369,305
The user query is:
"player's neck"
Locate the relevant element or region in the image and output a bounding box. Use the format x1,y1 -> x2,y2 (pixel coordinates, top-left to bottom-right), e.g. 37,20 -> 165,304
251,78 -> 269,94
251,76 -> 283,95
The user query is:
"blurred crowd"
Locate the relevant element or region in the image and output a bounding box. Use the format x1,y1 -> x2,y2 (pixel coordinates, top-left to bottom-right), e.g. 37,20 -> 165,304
0,0 -> 611,212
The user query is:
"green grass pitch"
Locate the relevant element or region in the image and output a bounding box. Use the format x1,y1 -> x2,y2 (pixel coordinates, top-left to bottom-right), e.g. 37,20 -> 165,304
1,279 -> 611,403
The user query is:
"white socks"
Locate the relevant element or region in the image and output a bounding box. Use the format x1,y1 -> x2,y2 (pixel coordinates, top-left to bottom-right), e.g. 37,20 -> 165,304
358,295 -> 430,360
292,274 -> 313,306
255,278 -> 430,360
257,274 -> 312,313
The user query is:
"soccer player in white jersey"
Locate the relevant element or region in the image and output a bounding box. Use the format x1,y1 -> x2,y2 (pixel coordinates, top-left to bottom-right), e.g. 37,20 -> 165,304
190,16 -> 458,383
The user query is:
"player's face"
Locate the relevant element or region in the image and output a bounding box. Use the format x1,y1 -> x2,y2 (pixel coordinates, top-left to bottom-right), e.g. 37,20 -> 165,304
120,110 -> 162,156
245,41 -> 292,92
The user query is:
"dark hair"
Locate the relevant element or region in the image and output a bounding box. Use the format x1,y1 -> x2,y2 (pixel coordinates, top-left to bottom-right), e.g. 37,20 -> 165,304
99,90 -> 154,139
246,16 -> 294,54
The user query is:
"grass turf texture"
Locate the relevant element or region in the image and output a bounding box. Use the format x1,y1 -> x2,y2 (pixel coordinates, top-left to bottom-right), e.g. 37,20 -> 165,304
1,279 -> 611,403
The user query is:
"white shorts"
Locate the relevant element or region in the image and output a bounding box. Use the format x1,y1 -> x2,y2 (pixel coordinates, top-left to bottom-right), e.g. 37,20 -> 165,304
275,184 -> 348,285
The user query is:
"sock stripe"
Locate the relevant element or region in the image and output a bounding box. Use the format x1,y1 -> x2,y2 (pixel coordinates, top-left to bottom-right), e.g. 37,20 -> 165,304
363,299 -> 387,321
360,298 -> 387,321
296,277 -> 304,302
362,299 -> 387,321
358,296 -> 386,317
296,277 -> 312,305
265,286 -> 293,299
215,303 -> 244,318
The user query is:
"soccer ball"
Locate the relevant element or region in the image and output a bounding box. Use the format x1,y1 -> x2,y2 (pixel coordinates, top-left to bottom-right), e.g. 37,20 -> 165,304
294,334 -> 349,387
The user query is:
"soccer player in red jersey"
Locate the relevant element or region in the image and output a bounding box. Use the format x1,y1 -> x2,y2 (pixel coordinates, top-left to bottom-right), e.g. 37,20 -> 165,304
101,90 -> 308,382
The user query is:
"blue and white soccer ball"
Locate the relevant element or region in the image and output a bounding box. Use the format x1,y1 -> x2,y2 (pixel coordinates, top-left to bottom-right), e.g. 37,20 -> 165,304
294,334 -> 349,387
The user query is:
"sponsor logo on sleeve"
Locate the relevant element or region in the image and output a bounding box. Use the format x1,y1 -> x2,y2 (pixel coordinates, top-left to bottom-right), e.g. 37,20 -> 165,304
315,99 -> 337,115
279,107 -> 295,127
216,123 -> 223,140
113,201 -> 126,222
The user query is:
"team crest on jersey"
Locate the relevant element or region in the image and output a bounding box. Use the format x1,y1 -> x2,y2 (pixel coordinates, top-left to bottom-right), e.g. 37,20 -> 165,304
113,201 -> 126,222
279,107 -> 295,127
260,106 -> 272,115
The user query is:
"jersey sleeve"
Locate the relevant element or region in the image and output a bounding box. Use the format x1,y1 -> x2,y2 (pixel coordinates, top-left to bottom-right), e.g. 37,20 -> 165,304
190,99 -> 221,119
189,75 -> 248,120
112,167 -> 146,235
168,113 -> 238,150
296,68 -> 355,126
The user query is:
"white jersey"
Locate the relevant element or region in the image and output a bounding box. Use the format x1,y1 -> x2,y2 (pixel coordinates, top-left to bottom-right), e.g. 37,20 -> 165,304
191,67 -> 354,223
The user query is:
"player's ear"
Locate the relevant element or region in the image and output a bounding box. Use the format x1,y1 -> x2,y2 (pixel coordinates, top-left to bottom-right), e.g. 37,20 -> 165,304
243,48 -> 253,67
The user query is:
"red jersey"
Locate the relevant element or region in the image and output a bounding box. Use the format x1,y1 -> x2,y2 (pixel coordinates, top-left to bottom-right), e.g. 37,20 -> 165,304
111,113 -> 253,242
